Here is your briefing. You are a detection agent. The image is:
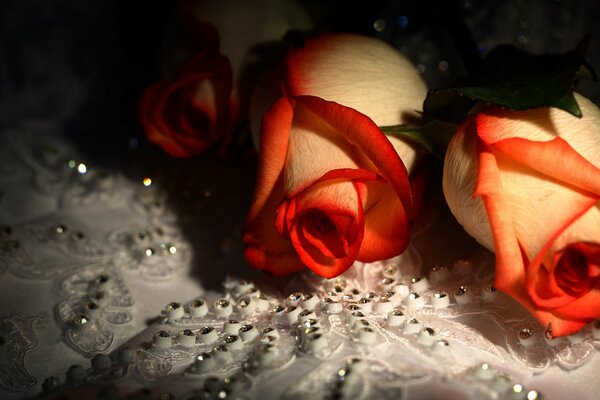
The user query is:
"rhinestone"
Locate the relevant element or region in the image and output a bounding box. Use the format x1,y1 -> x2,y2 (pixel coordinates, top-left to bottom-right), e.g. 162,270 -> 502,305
358,298 -> 371,304
216,299 -> 230,309
392,310 -> 404,316
350,288 -> 360,295
239,324 -> 253,332
145,247 -> 155,257
299,309 -> 312,317
519,328 -> 533,339
183,329 -> 194,336
310,333 -> 323,341
408,318 -> 419,324
383,264 -> 398,276
365,292 -> 377,299
214,344 -> 229,352
272,305 -> 285,313
285,305 -> 297,313
288,292 -> 303,302
381,278 -> 394,285
379,297 -> 390,303
526,390 -> 539,400
334,286 -> 344,293
347,304 -> 361,311
262,327 -> 275,334
74,315 -> 89,326
304,319 -> 318,327
238,297 -> 251,308
55,224 -> 67,234
302,294 -> 314,301
191,299 -> 204,307
85,302 -> 98,311
305,326 -> 320,334
356,319 -> 370,327
424,327 -> 435,336
261,335 -> 277,344
434,292 -> 447,299
224,335 -> 238,344
157,330 -> 170,337
166,302 -> 180,311
351,311 -> 364,318
455,286 -> 469,296
199,327 -> 214,335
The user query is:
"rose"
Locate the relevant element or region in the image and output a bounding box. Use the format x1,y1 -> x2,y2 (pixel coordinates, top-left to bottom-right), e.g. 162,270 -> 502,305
443,93 -> 600,336
138,0 -> 312,157
243,33 -> 428,278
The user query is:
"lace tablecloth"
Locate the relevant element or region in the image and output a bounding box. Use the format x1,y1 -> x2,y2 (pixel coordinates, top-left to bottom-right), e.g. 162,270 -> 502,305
0,125 -> 599,400
1,1 -> 600,399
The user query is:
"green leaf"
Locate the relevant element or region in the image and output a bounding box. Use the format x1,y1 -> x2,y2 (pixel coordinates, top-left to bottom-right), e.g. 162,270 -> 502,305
424,45 -> 598,122
380,119 -> 459,160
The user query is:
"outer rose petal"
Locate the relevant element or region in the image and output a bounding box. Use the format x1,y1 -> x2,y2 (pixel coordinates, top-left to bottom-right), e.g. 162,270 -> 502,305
284,33 -> 426,175
138,52 -> 234,157
244,96 -> 304,275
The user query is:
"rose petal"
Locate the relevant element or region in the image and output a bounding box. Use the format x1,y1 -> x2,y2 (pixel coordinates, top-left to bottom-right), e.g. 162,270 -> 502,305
284,33 -> 426,127
294,95 -> 414,221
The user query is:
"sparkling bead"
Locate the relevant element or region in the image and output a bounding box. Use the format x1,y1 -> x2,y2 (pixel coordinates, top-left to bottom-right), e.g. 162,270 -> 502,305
177,329 -> 196,347
403,317 -> 422,335
285,305 -> 302,324
410,276 -> 430,292
518,328 -> 535,348
404,292 -> 424,310
301,293 -> 320,310
214,298 -> 233,318
261,327 -> 280,340
482,283 -> 498,302
223,335 -> 243,350
454,286 -> 473,305
432,291 -> 450,309
165,302 -> 184,321
356,327 -> 377,344
237,296 -> 256,316
223,320 -> 241,335
153,330 -> 172,349
387,309 -> 406,327
198,326 -> 219,345
298,309 -> 316,324
189,298 -> 208,318
418,327 -> 436,347
239,325 -> 258,342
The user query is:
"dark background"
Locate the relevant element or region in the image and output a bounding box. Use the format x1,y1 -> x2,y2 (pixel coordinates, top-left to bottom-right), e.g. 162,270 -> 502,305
1,0 -> 598,160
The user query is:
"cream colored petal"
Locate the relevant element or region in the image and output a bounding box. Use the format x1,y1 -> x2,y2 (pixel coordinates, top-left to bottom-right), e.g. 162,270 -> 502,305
284,104 -> 362,196
443,123 -> 494,251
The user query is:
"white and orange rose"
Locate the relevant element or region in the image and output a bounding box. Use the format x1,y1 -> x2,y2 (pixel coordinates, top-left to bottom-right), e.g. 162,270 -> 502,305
243,33 -> 428,278
443,93 -> 600,336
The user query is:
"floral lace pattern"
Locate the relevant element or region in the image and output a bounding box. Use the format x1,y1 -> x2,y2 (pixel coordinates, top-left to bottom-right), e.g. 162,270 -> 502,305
0,122 -> 598,399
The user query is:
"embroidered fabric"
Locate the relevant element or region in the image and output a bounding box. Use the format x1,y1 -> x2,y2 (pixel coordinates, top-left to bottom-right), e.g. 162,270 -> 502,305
0,129 -> 598,400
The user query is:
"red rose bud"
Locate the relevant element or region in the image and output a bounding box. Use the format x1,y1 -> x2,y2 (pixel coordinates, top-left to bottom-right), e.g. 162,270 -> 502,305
244,33 -> 428,278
